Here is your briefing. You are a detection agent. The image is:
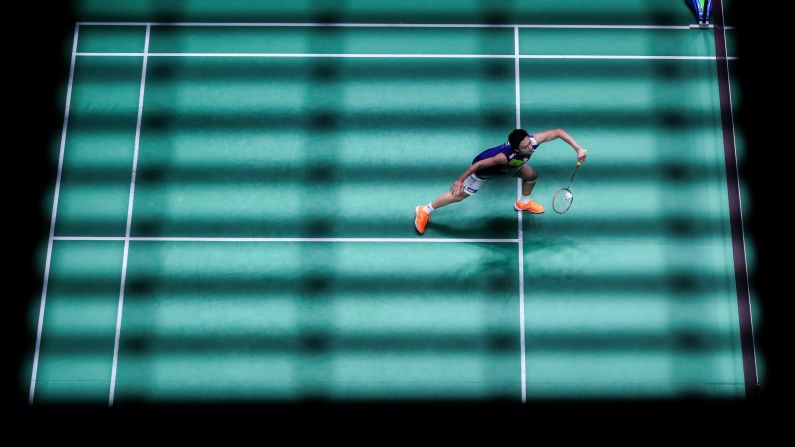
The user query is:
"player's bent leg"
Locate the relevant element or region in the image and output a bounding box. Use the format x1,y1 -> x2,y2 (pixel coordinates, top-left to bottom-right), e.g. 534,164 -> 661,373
514,165 -> 544,213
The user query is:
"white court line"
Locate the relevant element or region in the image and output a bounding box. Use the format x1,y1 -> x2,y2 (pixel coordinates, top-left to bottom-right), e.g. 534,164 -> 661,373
75,52 -> 737,60
514,26 -> 527,404
77,53 -> 144,57
54,236 -> 520,244
77,21 -> 734,30
77,52 -> 513,58
28,24 -> 81,406
520,55 -> 734,60
108,25 -> 150,408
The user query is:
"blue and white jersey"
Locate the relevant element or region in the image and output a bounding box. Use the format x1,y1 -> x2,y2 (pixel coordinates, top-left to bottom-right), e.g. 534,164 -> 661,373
471,135 -> 539,178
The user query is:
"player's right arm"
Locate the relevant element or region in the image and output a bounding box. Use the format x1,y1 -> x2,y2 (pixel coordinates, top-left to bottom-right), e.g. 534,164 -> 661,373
450,153 -> 508,196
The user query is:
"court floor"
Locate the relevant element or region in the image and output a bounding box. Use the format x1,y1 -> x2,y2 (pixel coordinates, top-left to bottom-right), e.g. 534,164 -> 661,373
26,10 -> 756,404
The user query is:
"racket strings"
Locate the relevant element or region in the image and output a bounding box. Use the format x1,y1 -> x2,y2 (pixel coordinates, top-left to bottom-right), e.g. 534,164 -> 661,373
553,188 -> 574,213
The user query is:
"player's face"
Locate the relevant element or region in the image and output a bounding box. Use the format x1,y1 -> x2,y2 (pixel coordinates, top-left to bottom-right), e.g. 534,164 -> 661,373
517,136 -> 532,154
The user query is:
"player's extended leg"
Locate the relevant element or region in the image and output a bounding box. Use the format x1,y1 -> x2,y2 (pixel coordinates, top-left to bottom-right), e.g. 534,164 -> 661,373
414,190 -> 469,234
430,189 -> 469,209
415,174 -> 481,234
514,165 -> 545,213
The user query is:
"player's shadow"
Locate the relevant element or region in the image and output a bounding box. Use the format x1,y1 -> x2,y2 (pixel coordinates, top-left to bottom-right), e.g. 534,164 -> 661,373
428,216 -> 515,239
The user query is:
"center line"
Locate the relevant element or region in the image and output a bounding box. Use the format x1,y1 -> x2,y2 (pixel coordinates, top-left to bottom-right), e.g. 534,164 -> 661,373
109,25 -> 150,407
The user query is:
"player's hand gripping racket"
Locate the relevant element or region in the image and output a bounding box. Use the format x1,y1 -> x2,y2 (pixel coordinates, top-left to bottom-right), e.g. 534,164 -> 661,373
553,149 -> 586,214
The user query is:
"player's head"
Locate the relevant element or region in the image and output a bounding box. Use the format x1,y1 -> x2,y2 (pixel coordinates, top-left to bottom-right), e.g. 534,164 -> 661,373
508,129 -> 531,153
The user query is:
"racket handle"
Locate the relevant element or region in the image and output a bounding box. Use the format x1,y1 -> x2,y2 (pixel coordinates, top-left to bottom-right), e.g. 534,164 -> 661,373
576,148 -> 587,166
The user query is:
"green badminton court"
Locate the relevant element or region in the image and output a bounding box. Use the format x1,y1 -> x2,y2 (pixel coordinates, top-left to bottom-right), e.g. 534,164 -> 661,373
25,2 -> 758,405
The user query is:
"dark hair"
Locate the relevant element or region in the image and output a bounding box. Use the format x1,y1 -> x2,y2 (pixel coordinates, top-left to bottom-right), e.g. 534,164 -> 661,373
508,129 -> 529,149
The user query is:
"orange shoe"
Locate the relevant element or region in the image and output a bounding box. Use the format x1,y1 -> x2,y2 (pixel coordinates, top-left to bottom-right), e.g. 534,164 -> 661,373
415,205 -> 430,234
514,199 -> 545,213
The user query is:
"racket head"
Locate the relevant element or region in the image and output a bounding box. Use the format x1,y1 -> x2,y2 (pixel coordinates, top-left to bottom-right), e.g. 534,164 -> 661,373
552,188 -> 574,214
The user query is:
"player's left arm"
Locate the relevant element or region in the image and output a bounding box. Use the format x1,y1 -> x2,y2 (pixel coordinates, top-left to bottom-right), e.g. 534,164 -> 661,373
533,128 -> 587,163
